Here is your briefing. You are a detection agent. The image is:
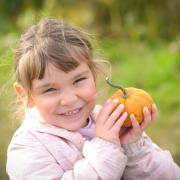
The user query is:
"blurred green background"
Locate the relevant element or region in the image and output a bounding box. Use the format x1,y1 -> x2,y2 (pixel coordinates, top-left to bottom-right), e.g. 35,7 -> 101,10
0,0 -> 180,179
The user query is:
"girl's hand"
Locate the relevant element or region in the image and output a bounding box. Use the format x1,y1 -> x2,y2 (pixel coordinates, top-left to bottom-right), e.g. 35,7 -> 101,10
119,104 -> 158,145
96,99 -> 128,145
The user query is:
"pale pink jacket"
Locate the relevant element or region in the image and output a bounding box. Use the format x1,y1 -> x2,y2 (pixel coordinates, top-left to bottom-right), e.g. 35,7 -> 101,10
6,105 -> 180,180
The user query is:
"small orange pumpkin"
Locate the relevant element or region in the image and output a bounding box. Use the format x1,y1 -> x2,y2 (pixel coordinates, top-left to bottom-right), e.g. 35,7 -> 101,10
106,78 -> 153,128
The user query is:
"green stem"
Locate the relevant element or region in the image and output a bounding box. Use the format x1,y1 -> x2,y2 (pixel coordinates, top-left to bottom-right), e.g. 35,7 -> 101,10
106,77 -> 129,98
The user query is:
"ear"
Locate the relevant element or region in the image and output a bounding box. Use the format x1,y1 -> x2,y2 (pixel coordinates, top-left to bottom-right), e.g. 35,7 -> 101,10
14,82 -> 35,108
14,82 -> 26,99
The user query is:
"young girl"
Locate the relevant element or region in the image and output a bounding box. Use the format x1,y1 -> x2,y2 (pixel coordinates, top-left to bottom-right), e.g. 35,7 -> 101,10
7,18 -> 180,180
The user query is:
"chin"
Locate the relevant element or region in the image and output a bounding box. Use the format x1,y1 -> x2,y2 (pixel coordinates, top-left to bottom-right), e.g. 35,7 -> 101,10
66,122 -> 87,131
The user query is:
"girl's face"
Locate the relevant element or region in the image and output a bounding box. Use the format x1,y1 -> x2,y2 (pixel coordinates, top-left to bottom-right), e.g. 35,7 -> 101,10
30,62 -> 97,131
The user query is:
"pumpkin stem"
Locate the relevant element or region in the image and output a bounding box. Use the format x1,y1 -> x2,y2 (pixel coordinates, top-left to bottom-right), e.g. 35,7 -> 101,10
106,77 -> 129,98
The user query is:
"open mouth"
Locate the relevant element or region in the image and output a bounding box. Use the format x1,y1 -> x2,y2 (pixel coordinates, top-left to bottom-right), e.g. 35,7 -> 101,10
59,107 -> 83,119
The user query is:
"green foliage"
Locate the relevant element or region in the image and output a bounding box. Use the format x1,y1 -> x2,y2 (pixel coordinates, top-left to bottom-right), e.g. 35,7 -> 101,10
0,0 -> 179,40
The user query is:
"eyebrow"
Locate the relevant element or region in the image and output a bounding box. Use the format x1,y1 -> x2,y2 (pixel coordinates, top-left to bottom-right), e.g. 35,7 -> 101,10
73,70 -> 90,80
34,83 -> 56,90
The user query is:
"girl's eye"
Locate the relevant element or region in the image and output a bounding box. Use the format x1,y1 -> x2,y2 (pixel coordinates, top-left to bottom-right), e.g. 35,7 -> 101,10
43,88 -> 56,93
74,77 -> 87,84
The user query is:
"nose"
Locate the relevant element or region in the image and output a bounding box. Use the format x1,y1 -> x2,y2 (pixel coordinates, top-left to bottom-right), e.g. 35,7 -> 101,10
60,90 -> 78,106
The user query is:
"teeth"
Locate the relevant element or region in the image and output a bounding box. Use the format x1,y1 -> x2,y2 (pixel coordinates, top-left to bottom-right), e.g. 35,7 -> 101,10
64,109 -> 80,116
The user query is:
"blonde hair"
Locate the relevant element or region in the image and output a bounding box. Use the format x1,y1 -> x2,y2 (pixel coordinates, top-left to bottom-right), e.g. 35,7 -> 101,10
15,18 -> 100,99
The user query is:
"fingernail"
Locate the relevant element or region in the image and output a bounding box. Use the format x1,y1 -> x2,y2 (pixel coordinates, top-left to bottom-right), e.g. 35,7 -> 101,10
112,98 -> 119,104
144,106 -> 148,111
118,104 -> 124,110
106,99 -> 111,103
130,114 -> 135,119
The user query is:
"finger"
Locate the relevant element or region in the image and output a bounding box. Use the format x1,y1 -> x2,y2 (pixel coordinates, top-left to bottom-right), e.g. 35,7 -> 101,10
97,98 -> 119,124
105,104 -> 125,128
151,104 -> 158,122
141,106 -> 151,129
111,112 -> 128,132
130,114 -> 140,129
130,114 -> 143,137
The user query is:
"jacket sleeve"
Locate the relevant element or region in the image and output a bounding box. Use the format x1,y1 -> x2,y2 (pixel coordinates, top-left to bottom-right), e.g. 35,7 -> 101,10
63,138 -> 127,180
7,134 -> 127,180
121,133 -> 180,180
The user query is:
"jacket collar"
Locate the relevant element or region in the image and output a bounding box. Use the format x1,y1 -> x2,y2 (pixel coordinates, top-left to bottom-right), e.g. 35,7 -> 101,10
21,107 -> 85,148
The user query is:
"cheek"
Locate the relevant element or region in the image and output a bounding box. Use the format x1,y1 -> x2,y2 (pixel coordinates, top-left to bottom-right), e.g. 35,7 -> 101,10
81,84 -> 97,102
33,97 -> 58,113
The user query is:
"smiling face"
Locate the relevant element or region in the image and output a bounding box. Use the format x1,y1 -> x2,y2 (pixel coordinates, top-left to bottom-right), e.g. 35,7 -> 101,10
29,62 -> 97,131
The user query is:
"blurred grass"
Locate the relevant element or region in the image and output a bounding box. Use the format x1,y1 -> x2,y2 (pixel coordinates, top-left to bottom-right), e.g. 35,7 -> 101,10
0,34 -> 180,179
